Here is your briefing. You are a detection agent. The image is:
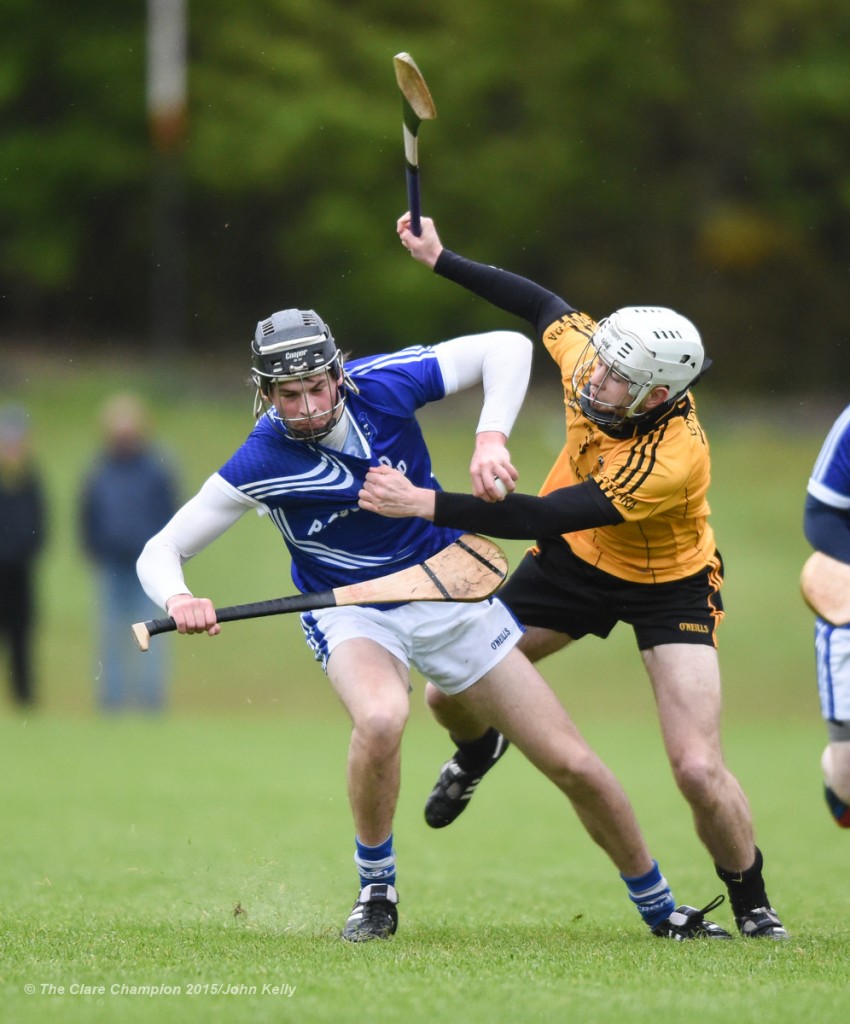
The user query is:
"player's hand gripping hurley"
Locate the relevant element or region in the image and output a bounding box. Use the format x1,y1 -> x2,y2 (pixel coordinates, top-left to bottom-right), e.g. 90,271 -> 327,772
132,534 -> 507,651
393,52 -> 437,237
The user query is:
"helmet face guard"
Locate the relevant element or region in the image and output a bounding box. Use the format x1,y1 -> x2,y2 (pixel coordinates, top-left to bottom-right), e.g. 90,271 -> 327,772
263,371 -> 347,441
571,307 -> 704,428
251,309 -> 352,441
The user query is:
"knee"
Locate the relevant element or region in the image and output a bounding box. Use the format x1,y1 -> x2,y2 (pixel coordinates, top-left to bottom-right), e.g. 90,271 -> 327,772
352,701 -> 409,756
669,748 -> 726,806
425,681 -> 449,714
540,745 -> 606,801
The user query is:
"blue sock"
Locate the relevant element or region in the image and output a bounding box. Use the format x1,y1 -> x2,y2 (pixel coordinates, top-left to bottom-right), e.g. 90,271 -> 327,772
354,834 -> 396,889
622,860 -> 676,929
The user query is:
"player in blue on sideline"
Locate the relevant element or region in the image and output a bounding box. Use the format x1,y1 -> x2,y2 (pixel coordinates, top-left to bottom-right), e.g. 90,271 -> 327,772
804,404 -> 850,828
137,307 -> 728,941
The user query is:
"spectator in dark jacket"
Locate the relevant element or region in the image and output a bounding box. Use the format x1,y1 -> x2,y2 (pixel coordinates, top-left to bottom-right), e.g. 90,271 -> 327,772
0,405 -> 47,708
79,394 -> 178,712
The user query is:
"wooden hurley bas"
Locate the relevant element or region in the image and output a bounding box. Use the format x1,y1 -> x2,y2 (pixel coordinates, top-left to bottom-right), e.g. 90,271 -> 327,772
132,534 -> 508,651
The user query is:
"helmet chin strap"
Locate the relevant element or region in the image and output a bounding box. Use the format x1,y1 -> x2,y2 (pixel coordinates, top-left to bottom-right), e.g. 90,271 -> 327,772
256,371 -> 348,442
579,383 -> 680,438
578,385 -> 630,427
283,403 -> 345,441
578,375 -> 647,428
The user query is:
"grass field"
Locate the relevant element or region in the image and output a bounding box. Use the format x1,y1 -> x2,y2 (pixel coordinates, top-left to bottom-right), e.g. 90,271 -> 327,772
1,349 -> 847,1022
1,715 -> 846,1024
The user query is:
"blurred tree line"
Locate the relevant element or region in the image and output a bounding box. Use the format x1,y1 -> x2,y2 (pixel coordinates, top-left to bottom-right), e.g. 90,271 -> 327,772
2,0 -> 850,392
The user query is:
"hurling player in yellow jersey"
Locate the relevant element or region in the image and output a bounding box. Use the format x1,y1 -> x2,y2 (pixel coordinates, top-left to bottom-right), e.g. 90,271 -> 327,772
359,214 -> 788,940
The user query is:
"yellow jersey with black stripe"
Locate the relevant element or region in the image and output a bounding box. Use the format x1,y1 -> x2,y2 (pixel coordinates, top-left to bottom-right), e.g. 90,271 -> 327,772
540,311 -> 716,584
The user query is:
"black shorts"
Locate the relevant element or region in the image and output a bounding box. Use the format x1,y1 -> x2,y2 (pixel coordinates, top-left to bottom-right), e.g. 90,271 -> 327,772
499,539 -> 724,650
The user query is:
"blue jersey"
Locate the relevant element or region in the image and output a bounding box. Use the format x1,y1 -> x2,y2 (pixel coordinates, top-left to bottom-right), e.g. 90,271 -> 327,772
808,405 -> 850,512
217,346 -> 463,596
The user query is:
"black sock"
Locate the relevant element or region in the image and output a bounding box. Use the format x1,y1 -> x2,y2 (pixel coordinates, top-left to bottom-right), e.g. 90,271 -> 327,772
715,846 -> 769,917
453,727 -> 502,774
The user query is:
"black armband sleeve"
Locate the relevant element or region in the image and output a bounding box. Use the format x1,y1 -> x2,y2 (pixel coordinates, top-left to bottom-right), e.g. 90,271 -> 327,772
433,479 -> 623,540
434,249 -> 572,338
804,494 -> 850,563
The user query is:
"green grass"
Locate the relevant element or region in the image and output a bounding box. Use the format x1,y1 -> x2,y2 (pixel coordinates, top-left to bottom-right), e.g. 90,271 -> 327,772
1,350 -> 846,1022
0,715 -> 845,1024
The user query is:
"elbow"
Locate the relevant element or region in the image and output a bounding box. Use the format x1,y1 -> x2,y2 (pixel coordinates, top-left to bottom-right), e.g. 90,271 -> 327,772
136,535 -> 160,579
490,329 -> 533,353
135,546 -> 149,583
510,330 -> 534,359
493,330 -> 534,376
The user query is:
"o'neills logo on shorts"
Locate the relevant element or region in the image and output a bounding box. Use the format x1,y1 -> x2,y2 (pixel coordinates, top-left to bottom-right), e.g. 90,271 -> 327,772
491,627 -> 512,650
679,622 -> 710,634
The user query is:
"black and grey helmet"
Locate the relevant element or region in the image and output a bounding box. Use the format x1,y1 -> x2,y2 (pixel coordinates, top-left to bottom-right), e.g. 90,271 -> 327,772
250,308 -> 358,440
251,309 -> 340,389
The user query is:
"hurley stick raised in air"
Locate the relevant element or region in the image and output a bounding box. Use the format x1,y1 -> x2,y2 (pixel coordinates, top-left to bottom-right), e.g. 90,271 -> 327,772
132,533 -> 507,651
393,51 -> 437,236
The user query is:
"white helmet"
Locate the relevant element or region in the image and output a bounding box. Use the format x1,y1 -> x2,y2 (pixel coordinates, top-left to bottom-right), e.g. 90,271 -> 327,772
572,306 -> 704,428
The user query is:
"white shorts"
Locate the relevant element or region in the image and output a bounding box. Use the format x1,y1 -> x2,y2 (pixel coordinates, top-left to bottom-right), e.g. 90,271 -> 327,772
815,619 -> 850,724
300,598 -> 523,696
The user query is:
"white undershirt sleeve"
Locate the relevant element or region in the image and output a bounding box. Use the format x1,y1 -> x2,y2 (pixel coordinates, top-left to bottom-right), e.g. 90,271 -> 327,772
136,474 -> 258,610
433,330 -> 533,437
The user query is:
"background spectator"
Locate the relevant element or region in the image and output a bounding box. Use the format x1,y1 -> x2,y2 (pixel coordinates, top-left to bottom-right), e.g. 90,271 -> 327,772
79,393 -> 179,713
0,404 -> 47,708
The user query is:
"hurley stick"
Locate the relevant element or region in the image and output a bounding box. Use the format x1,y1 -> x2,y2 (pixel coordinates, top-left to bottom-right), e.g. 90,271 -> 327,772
132,534 -> 507,651
393,51 -> 437,236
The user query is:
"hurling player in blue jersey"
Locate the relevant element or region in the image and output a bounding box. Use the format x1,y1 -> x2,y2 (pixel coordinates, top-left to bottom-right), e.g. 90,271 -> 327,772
805,404 -> 850,828
138,309 -> 730,942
